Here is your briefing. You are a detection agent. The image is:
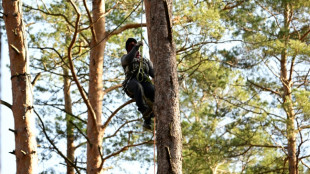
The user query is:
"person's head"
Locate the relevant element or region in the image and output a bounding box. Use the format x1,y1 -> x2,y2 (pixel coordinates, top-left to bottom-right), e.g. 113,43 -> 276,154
125,38 -> 137,52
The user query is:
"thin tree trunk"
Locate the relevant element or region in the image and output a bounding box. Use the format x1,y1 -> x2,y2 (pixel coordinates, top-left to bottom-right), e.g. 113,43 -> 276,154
3,0 -> 38,173
145,0 -> 182,173
64,67 -> 75,174
86,0 -> 106,173
282,2 -> 297,174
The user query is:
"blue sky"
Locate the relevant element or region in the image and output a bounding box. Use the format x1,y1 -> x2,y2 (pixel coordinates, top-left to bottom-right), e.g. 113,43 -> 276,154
1,30 -> 16,174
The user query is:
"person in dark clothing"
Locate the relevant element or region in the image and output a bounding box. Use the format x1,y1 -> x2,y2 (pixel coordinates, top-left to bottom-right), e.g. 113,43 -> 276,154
121,38 -> 155,130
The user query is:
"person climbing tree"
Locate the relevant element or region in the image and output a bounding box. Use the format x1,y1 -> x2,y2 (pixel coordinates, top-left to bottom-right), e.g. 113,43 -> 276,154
121,38 -> 155,130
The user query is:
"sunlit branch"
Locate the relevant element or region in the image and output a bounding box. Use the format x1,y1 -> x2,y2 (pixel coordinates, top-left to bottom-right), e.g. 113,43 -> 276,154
67,0 -> 98,132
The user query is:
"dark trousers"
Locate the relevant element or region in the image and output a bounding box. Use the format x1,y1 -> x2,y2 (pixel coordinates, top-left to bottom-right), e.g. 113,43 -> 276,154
126,78 -> 154,115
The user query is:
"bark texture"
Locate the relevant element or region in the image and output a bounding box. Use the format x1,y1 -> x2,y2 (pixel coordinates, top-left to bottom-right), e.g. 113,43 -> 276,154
86,0 -> 106,173
145,0 -> 182,173
64,67 -> 75,174
3,0 -> 38,173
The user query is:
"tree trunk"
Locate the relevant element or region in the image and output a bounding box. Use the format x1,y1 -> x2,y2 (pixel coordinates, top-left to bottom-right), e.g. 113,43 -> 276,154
282,2 -> 297,174
63,67 -> 75,174
145,0 -> 182,173
3,0 -> 38,173
86,0 -> 106,173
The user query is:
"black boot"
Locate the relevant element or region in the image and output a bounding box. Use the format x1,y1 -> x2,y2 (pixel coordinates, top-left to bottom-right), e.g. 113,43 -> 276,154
142,107 -> 152,120
143,117 -> 152,130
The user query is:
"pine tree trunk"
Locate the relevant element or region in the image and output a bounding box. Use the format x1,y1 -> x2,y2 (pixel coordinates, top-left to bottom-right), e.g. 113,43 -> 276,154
282,2 -> 297,174
64,67 -> 75,174
3,0 -> 38,173
145,0 -> 183,173
86,0 -> 106,173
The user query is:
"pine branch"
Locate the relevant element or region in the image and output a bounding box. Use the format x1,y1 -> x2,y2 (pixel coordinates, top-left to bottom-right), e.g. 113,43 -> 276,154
222,0 -> 246,11
23,4 -> 90,45
247,79 -> 281,96
300,27 -> 310,41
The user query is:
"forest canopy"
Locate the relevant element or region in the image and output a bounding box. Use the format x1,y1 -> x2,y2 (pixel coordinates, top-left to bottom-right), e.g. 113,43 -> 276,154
1,0 -> 310,173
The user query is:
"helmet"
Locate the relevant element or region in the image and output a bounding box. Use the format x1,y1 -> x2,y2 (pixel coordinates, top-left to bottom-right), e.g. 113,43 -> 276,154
125,38 -> 137,52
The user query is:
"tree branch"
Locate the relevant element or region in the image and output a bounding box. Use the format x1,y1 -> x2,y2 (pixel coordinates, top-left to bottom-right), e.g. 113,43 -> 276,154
247,79 -> 281,96
69,120 -> 91,146
82,0 -> 97,43
33,109 -> 81,174
108,23 -> 147,37
37,103 -> 87,124
301,159 -> 310,170
0,100 -> 12,110
222,0 -> 246,11
31,73 -> 41,87
300,27 -> 310,41
103,119 -> 140,140
102,140 -> 153,162
23,4 -> 90,45
67,0 -> 98,133
299,154 -> 310,160
299,125 -> 310,131
102,83 -> 122,96
255,0 -> 281,28
102,99 -> 134,130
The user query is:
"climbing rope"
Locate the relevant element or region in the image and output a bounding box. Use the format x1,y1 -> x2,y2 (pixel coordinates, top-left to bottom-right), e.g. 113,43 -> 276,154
136,0 -> 145,82
138,1 -> 156,173
73,1 -> 143,60
153,117 -> 156,174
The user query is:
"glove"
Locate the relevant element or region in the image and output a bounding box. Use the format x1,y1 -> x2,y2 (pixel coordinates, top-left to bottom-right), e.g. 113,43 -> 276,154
137,41 -> 143,47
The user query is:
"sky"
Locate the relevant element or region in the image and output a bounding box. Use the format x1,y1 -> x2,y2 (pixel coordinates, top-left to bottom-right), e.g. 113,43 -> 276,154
1,27 -> 16,174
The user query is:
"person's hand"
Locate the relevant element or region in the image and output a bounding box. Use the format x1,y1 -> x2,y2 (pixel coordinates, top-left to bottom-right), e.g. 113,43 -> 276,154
137,41 -> 143,47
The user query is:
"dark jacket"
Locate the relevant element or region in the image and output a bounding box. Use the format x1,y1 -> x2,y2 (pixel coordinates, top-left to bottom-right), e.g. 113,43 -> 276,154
121,44 -> 154,80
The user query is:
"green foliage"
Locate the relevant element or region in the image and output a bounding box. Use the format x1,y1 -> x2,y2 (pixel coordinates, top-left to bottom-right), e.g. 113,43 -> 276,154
294,90 -> 310,119
16,0 -> 310,173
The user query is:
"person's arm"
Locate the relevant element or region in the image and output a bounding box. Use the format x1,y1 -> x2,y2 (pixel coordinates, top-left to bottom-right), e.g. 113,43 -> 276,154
121,42 -> 142,67
147,59 -> 155,78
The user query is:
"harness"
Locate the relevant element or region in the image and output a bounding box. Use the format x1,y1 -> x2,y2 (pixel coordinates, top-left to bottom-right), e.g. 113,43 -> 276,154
122,57 -> 152,98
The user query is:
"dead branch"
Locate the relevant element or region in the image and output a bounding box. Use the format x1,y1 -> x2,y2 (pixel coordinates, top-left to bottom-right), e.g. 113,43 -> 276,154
103,119 -> 140,140
102,99 -> 134,130
69,120 -> 91,146
31,73 -> 41,87
102,140 -> 153,162
0,99 -> 12,110
301,159 -> 310,169
34,109 -> 81,174
82,0 -> 97,43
